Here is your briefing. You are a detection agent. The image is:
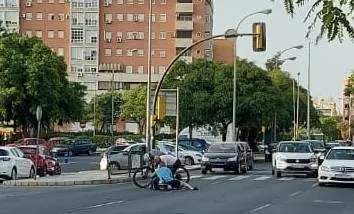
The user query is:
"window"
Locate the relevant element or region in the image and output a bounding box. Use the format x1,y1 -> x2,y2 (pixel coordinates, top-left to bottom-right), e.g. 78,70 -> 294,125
37,0 -> 42,3
72,13 -> 84,25
48,13 -> 55,21
138,14 -> 144,22
25,30 -> 32,37
159,14 -> 167,22
85,13 -> 98,26
160,0 -> 166,4
158,66 -> 165,74
126,49 -> 133,56
105,49 -> 112,56
59,0 -> 65,3
36,13 -> 42,20
137,49 -> 144,56
116,49 -> 123,56
116,31 -> 123,39
138,32 -> 144,39
71,47 -> 84,60
151,14 -> 156,22
26,13 -> 32,20
117,14 -> 124,21
105,13 -> 112,23
117,0 -> 123,4
57,48 -> 64,56
127,0 -> 133,4
126,65 -> 133,73
48,0 -> 54,3
36,31 -> 42,38
84,49 -> 97,61
151,50 -> 155,56
151,32 -> 155,39
58,30 -> 64,38
159,50 -> 166,57
137,0 -> 144,4
105,31 -> 112,41
47,30 -> 54,38
86,30 -> 98,43
159,31 -> 166,39
151,0 -> 156,4
138,66 -> 144,74
71,28 -> 84,43
127,14 -> 133,22
58,14 -> 65,21
196,32 -> 201,37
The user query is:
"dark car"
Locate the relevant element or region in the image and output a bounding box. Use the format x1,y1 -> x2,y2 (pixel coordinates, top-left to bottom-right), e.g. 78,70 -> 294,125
201,142 -> 247,174
178,138 -> 209,152
70,138 -> 97,156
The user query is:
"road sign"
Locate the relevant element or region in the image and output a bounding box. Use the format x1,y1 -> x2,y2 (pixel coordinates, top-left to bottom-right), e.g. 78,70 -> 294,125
150,89 -> 177,116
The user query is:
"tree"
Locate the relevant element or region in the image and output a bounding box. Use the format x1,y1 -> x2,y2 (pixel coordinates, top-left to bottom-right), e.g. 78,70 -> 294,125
0,33 -> 86,134
280,0 -> 354,42
320,116 -> 341,141
85,92 -> 122,132
120,86 -> 146,134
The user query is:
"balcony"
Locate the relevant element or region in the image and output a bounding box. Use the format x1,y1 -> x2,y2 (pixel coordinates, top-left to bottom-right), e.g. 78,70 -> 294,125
176,20 -> 193,30
176,38 -> 193,47
176,3 -> 193,13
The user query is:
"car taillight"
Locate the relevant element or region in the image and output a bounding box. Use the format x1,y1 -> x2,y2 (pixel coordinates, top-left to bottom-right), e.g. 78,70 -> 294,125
0,157 -> 11,161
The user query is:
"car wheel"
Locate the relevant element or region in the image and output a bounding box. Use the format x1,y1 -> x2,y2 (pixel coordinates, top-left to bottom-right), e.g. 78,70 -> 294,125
201,169 -> 207,174
276,171 -> 282,178
271,168 -> 275,175
11,168 -> 17,180
29,167 -> 35,178
184,157 -> 194,166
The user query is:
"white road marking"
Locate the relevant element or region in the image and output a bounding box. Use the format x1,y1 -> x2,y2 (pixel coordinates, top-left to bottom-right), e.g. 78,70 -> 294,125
289,191 -> 302,197
202,175 -> 227,180
277,177 -> 294,181
253,176 -> 271,181
190,175 -> 203,179
228,175 -> 251,181
312,183 -> 319,187
86,201 -> 124,209
314,200 -> 344,204
60,162 -> 77,165
250,203 -> 272,213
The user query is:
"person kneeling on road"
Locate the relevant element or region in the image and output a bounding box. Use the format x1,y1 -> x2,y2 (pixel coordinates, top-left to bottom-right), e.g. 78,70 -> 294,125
151,161 -> 198,191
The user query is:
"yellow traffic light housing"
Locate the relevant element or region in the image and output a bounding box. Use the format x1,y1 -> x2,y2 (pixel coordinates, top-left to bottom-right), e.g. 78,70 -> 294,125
252,22 -> 266,52
156,96 -> 166,120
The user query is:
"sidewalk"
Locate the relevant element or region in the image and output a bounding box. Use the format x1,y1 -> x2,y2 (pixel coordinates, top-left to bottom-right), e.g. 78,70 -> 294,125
2,165 -> 201,187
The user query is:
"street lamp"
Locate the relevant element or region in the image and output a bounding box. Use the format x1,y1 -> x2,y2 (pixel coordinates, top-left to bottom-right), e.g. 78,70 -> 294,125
296,72 -> 301,140
232,8 -> 272,141
146,0 -> 153,151
93,73 -> 99,136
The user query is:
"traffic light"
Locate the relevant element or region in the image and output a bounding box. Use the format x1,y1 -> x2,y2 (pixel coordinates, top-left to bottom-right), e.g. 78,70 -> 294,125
252,22 -> 266,52
156,95 -> 166,120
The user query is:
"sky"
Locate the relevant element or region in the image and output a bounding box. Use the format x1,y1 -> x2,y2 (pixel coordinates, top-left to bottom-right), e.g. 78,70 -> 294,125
212,0 -> 354,108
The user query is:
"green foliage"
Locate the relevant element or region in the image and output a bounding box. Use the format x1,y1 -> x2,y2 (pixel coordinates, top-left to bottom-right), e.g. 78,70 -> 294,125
86,92 -> 122,132
120,86 -> 146,133
344,70 -> 354,96
0,33 -> 86,133
281,0 -> 354,42
320,116 -> 341,141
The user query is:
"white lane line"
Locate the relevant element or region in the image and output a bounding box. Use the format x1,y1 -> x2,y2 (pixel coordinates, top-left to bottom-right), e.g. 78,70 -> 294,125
60,162 -> 77,165
228,175 -> 251,181
253,176 -> 271,181
250,203 -> 272,213
289,191 -> 302,197
202,175 -> 227,180
86,201 -> 124,209
277,177 -> 294,181
314,200 -> 344,204
190,175 -> 203,179
312,183 -> 319,187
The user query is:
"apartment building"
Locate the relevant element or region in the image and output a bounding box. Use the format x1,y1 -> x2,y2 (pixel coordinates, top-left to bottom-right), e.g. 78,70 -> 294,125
312,97 -> 337,117
4,0 -> 213,101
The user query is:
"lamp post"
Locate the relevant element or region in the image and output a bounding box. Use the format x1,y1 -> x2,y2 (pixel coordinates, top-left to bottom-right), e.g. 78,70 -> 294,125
146,0 -> 153,152
93,73 -> 99,136
232,9 -> 272,141
296,72 -> 301,140
307,39 -> 312,140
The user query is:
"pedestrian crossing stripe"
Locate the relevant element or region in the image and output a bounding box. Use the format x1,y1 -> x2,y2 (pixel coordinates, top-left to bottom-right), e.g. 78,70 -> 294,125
253,176 -> 271,181
228,175 -> 251,180
202,175 -> 228,180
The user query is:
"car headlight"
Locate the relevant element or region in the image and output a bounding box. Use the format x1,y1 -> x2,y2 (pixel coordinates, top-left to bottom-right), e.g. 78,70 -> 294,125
228,156 -> 237,161
276,156 -> 286,162
320,165 -> 330,172
202,156 -> 209,162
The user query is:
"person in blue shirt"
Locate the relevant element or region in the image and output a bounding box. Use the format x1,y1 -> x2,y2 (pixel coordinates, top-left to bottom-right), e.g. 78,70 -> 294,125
151,161 -> 198,191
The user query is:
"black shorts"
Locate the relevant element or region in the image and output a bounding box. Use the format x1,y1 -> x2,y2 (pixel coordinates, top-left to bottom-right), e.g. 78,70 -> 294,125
166,180 -> 181,189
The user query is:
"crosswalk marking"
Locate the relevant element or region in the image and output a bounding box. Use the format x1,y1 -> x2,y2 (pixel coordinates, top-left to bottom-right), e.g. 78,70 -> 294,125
202,175 -> 228,180
228,175 -> 251,181
190,175 -> 203,179
277,177 -> 294,181
253,176 -> 271,181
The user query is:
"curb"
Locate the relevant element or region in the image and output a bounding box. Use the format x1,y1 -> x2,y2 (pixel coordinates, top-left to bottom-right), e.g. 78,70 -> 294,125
2,177 -> 132,187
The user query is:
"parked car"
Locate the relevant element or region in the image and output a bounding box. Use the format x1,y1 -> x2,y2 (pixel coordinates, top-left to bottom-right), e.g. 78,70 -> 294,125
100,145 -> 130,170
201,142 -> 247,174
0,146 -> 35,180
68,138 -> 97,156
304,140 -> 326,155
17,145 -> 61,176
318,146 -> 354,186
272,141 -> 318,178
157,142 -> 203,165
178,138 -> 209,152
50,139 -> 73,157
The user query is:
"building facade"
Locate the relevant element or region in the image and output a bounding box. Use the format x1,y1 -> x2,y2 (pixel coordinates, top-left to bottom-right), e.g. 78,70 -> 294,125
3,0 -> 213,101
312,97 -> 337,117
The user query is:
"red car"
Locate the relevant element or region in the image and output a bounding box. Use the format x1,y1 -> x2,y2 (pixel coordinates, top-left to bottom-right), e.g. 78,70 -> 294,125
16,138 -> 50,148
17,145 -> 61,176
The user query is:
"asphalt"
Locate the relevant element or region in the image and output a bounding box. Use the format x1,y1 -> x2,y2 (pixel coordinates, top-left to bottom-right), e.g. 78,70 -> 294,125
0,163 -> 353,214
59,155 -> 101,173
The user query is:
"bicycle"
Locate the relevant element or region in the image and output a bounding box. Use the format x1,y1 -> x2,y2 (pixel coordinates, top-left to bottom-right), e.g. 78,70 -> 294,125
132,156 -> 190,189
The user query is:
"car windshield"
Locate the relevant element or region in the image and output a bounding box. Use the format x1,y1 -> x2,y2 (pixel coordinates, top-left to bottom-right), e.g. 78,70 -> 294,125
278,143 -> 311,153
326,149 -> 354,160
208,143 -> 236,153
309,141 -> 325,150
0,149 -> 8,156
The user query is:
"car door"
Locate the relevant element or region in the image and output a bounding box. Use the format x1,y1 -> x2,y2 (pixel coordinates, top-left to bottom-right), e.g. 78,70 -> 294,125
15,148 -> 32,177
9,148 -> 25,177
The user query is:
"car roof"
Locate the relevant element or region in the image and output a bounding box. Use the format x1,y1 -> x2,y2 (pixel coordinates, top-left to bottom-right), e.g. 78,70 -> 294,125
210,142 -> 238,145
0,146 -> 16,150
17,145 -> 45,148
331,146 -> 354,150
279,141 -> 309,144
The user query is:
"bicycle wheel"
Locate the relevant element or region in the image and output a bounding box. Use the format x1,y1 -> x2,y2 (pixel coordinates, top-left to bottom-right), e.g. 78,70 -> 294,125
132,166 -> 154,188
175,167 -> 190,183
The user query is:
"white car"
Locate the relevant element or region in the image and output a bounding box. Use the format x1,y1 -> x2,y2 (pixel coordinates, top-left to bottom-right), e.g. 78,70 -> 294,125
318,146 -> 354,186
0,146 -> 35,180
157,142 -> 202,165
272,141 -> 318,177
